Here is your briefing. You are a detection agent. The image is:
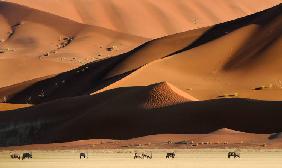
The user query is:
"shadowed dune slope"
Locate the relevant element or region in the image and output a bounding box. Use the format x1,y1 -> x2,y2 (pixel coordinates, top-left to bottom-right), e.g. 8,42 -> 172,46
0,27 -> 208,104
98,4 -> 282,101
6,0 -> 281,38
104,4 -> 282,78
0,49 -> 139,104
3,5 -> 282,104
0,1 -> 146,88
0,2 -> 281,148
0,83 -> 282,146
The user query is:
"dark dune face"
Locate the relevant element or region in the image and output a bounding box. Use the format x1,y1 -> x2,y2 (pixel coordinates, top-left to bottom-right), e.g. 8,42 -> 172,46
0,1 -> 281,148
1,84 -> 282,146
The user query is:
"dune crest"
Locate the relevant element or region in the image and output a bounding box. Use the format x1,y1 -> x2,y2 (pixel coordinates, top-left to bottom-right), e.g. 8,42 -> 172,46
143,82 -> 198,109
0,2 -> 281,148
96,5 -> 282,101
210,128 -> 245,134
6,0 -> 281,38
0,1 -> 146,88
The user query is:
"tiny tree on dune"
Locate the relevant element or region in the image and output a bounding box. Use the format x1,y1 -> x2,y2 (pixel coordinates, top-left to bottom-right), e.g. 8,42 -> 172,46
3,96 -> 7,103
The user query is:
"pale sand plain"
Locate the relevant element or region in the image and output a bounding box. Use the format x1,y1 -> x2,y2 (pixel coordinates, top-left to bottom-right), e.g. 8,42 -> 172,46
0,149 -> 282,168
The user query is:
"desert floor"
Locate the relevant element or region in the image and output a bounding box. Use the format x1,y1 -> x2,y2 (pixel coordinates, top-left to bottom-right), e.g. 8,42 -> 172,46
0,149 -> 282,168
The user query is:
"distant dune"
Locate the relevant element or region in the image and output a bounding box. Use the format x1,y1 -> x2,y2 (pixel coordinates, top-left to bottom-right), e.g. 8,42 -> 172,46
0,1 -> 281,149
2,4 -> 281,105
210,128 -> 244,134
0,103 -> 30,111
6,0 -> 281,38
1,82 -> 282,146
0,1 -> 146,88
97,4 -> 282,101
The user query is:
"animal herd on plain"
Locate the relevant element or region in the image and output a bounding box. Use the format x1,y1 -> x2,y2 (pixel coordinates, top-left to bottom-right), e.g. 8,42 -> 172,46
10,152 -> 32,160
9,151 -> 240,160
133,152 -> 153,159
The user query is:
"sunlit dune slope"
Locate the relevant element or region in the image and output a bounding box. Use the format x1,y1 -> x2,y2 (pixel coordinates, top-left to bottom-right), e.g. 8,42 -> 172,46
6,0 -> 281,38
0,103 -> 30,111
98,4 -> 282,101
0,1 -> 146,88
2,4 -> 281,104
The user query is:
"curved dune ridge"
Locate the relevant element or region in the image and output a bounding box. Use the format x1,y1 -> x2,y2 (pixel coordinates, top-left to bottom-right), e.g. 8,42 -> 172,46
140,82 -> 198,109
97,4 -> 282,101
1,85 -> 282,146
0,103 -> 30,111
2,4 -> 282,105
5,0 -> 281,38
0,2 -> 282,148
0,1 -> 146,88
210,128 -> 245,134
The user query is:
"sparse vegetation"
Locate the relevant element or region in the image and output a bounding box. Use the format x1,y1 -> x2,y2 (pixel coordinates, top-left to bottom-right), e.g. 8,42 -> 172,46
43,52 -> 49,56
253,84 -> 273,90
192,17 -> 198,24
0,48 -> 15,53
41,36 -> 74,57
191,143 -> 198,147
217,92 -> 238,98
2,96 -> 7,103
38,90 -> 46,98
262,143 -> 267,147
106,45 -> 118,51
175,140 -> 188,145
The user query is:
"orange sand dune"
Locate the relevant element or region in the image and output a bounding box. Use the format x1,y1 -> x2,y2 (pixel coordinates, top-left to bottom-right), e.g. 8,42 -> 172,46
0,53 -> 133,104
0,3 -> 281,149
0,103 -> 30,111
98,5 -> 282,101
2,5 -> 281,104
6,0 -> 281,38
0,82 -> 282,146
210,128 -> 245,134
104,27 -> 209,79
0,1 -> 146,88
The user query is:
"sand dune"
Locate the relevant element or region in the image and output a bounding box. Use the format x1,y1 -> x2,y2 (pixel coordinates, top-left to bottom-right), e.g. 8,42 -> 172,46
3,5 -> 282,104
210,128 -> 244,134
98,5 -> 282,100
0,103 -> 30,111
132,81 -> 198,109
6,0 -> 281,38
0,2 -> 146,88
1,81 -> 282,146
104,27 -> 209,79
0,2 -> 281,149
